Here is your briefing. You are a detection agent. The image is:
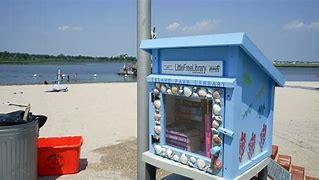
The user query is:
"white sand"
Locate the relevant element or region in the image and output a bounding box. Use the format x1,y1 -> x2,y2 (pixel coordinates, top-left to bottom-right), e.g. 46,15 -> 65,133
0,83 -> 137,179
274,81 -> 319,177
0,81 -> 318,178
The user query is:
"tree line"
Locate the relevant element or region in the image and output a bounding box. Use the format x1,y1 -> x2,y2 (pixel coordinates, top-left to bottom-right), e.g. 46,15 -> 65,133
0,51 -> 137,64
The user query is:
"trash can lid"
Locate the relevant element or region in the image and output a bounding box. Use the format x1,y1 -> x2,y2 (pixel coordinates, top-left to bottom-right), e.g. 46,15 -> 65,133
0,110 -> 47,128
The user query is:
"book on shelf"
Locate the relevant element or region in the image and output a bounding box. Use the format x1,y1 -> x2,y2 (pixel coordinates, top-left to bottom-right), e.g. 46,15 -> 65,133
204,113 -> 212,158
166,133 -> 188,143
166,138 -> 188,148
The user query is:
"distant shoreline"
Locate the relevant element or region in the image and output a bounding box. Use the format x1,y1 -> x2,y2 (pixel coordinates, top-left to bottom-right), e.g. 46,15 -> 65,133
0,81 -> 137,86
1,62 -> 318,67
0,51 -> 137,65
274,64 -> 319,68
0,60 -> 135,65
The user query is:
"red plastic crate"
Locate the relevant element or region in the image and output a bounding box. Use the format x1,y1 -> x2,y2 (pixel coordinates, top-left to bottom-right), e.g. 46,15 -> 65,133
37,136 -> 83,176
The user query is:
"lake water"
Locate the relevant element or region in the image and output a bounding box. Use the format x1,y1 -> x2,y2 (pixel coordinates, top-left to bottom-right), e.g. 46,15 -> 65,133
0,63 -> 136,85
0,63 -> 318,85
277,67 -> 319,81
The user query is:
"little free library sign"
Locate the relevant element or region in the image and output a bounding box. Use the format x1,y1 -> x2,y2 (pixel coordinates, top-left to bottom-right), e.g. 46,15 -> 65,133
162,61 -> 223,77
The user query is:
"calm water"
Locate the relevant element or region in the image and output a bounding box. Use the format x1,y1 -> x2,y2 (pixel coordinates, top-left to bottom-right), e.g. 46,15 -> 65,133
277,67 -> 319,81
0,63 -> 136,85
0,64 -> 317,85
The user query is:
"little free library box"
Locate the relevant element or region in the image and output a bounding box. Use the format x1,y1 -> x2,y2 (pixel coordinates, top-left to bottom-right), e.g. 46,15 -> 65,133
140,33 -> 285,179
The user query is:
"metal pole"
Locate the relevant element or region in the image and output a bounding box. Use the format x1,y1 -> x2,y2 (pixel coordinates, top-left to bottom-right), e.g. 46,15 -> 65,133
137,0 -> 156,180
57,68 -> 61,86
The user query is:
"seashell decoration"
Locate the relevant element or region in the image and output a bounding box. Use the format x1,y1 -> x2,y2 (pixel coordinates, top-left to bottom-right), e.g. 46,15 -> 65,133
211,87 -> 223,173
207,88 -> 213,94
213,90 -> 221,99
154,125 -> 161,135
154,88 -> 160,96
211,88 -> 223,174
214,115 -> 222,122
211,128 -> 219,135
151,84 -> 225,174
160,85 -> 167,93
161,148 -> 166,157
212,120 -> 220,129
190,157 -> 197,164
192,92 -> 199,98
153,134 -> 160,141
155,120 -> 160,125
213,134 -> 222,145
213,104 -> 221,115
213,117 -> 222,127
188,161 -> 195,167
180,154 -> 188,164
214,99 -> 221,104
196,159 -> 206,170
198,88 -> 207,97
166,149 -> 173,159
154,112 -> 161,121
154,100 -> 161,109
154,84 -> 223,101
171,86 -> 179,94
155,83 -> 161,89
213,157 -> 222,170
206,93 -> 213,99
173,154 -> 179,162
183,86 -> 192,97
154,144 -> 162,155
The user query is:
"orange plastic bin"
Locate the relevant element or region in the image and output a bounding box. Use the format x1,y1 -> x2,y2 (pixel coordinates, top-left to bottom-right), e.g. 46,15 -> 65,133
37,136 -> 83,176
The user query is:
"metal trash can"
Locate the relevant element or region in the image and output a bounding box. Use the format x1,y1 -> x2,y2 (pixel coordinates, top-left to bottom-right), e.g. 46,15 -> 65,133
0,117 -> 39,180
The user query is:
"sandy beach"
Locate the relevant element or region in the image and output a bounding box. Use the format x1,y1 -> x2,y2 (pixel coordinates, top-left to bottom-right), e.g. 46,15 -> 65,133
273,81 -> 319,178
0,83 -> 138,179
0,82 -> 318,179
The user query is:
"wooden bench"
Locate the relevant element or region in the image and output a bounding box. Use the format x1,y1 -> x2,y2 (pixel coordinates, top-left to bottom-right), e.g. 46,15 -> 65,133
277,154 -> 291,171
305,176 -> 319,180
291,165 -> 305,180
271,145 -> 278,160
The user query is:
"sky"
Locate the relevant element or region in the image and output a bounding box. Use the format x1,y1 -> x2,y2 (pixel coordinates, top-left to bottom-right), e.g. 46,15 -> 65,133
0,0 -> 318,61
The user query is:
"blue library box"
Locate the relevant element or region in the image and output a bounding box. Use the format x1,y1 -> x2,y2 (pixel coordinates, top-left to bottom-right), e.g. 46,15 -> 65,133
140,33 -> 285,179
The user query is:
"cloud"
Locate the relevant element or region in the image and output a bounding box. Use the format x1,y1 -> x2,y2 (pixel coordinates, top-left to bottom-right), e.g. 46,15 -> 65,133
71,26 -> 83,31
58,25 -> 69,31
182,19 -> 220,34
166,22 -> 180,31
58,25 -> 83,32
166,19 -> 220,35
283,20 -> 319,30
